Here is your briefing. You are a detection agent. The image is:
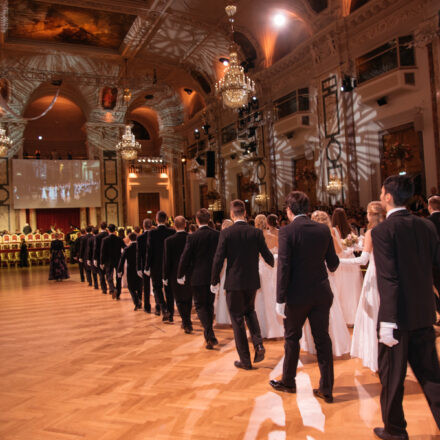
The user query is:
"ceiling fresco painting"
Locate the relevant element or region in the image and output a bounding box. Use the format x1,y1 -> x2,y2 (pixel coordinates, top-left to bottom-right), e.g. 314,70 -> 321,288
8,0 -> 136,49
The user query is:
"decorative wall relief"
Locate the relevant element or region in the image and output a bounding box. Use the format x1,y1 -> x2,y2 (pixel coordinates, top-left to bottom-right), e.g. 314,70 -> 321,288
103,154 -> 119,224
101,87 -> 118,111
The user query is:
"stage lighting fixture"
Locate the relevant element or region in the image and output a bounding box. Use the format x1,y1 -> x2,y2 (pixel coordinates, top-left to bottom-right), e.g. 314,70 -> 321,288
340,75 -> 355,92
181,155 -> 187,164
184,88 -> 193,95
273,13 -> 287,28
202,124 -> 210,135
219,57 -> 229,66
194,128 -> 200,140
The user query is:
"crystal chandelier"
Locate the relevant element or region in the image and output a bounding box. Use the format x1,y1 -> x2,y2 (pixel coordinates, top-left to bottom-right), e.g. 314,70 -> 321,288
0,127 -> 12,157
116,125 -> 141,160
326,175 -> 343,195
215,5 -> 255,109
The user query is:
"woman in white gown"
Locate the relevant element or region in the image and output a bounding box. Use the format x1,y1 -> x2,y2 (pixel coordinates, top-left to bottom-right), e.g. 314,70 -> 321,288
340,201 -> 385,372
300,211 -> 351,356
330,208 -> 363,326
214,219 -> 233,325
254,214 -> 284,339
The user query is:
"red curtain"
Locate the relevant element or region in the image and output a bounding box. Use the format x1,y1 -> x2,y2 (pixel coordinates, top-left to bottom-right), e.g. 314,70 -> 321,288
36,208 -> 80,234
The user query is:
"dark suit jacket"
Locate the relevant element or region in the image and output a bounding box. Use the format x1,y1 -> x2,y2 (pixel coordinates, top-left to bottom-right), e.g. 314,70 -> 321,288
145,225 -> 175,280
101,234 -> 126,268
179,226 -> 220,287
428,211 -> 440,291
72,236 -> 84,259
118,242 -> 141,289
93,231 -> 108,265
211,221 -> 274,291
276,216 -> 339,305
372,209 -> 440,330
136,230 -> 149,272
78,234 -> 93,264
163,231 -> 192,301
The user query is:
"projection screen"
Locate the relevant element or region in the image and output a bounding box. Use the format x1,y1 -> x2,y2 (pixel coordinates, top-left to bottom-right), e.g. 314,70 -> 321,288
12,160 -> 101,209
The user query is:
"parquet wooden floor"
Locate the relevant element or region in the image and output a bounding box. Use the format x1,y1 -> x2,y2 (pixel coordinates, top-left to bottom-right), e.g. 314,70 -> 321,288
0,266 -> 439,440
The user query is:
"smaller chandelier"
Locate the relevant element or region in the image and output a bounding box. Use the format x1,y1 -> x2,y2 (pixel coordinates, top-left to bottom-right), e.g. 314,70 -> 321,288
123,88 -> 132,104
326,175 -> 343,195
215,5 -> 255,109
0,127 -> 12,157
116,125 -> 141,160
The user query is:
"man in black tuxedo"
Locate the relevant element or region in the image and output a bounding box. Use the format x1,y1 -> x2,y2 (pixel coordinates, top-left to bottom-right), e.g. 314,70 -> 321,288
93,221 -> 108,294
428,195 -> 440,321
73,229 -> 86,282
86,227 -> 99,289
270,191 -> 339,401
101,224 -> 126,299
179,209 -> 219,348
144,211 -> 175,319
163,216 -> 193,333
136,218 -> 153,313
372,175 -> 440,440
79,226 -> 93,287
118,232 -> 142,310
211,200 -> 274,368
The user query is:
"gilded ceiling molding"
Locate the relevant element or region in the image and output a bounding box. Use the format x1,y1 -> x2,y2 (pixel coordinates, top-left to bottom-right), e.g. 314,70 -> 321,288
120,17 -> 154,58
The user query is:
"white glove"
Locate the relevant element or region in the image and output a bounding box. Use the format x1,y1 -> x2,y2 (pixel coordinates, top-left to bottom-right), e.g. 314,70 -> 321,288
144,269 -> 150,277
276,302 -> 286,319
93,260 -> 98,267
79,258 -> 83,262
100,264 -> 104,270
137,270 -> 143,278
117,272 -> 122,278
163,279 -> 168,286
177,276 -> 185,285
210,284 -> 219,294
379,322 -> 399,347
87,260 -> 91,266
273,254 -> 278,262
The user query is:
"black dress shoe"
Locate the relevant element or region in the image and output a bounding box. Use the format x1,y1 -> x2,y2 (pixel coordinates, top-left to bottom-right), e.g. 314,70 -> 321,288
155,308 -> 160,316
313,389 -> 333,403
206,341 -> 214,350
254,344 -> 265,363
184,327 -> 192,334
134,305 -> 140,311
144,306 -> 151,313
373,428 -> 408,440
102,291 -> 107,295
168,316 -> 173,323
234,361 -> 252,370
269,380 -> 296,393
211,338 -> 219,346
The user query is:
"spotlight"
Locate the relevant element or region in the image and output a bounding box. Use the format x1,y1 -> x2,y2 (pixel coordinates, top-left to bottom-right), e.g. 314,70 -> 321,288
194,128 -> 200,140
38,135 -> 43,140
184,88 -> 193,95
273,13 -> 287,28
340,75 -> 355,92
181,155 -> 187,164
202,124 -> 210,135
219,57 -> 229,66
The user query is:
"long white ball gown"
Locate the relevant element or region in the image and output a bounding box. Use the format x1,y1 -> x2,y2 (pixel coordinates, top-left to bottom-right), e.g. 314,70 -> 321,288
214,262 -> 231,325
330,228 -> 363,325
340,251 -> 379,372
300,271 -> 351,356
255,247 -> 284,339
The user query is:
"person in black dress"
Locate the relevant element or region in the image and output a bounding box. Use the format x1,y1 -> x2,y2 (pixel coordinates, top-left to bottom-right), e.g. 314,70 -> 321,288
19,238 -> 29,267
179,209 -> 219,348
163,216 -> 193,333
372,176 -> 440,440
49,234 -> 69,281
118,233 -> 142,310
211,200 -> 274,368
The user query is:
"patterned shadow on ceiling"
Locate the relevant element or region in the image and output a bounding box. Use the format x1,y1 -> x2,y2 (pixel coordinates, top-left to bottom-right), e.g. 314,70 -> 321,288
8,0 -> 136,49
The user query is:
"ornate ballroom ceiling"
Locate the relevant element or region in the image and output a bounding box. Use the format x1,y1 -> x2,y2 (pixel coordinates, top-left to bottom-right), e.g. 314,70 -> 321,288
3,0 -> 371,98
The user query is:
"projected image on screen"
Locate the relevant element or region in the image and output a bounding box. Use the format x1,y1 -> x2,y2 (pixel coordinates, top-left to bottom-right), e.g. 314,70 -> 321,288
12,160 -> 101,209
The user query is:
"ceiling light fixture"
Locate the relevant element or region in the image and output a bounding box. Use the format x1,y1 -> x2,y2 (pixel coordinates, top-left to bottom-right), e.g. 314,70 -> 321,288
116,125 -> 141,160
273,13 -> 287,28
184,88 -> 193,95
215,4 -> 255,109
219,57 -> 230,66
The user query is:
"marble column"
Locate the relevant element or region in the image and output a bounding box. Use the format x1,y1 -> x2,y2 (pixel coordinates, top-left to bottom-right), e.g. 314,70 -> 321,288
29,209 -> 36,231
80,208 -> 87,228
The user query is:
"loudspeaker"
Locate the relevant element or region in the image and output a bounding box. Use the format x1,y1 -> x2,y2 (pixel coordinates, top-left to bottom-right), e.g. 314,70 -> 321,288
206,150 -> 215,178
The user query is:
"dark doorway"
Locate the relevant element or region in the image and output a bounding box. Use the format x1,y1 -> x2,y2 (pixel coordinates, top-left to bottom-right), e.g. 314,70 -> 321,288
138,193 -> 160,226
